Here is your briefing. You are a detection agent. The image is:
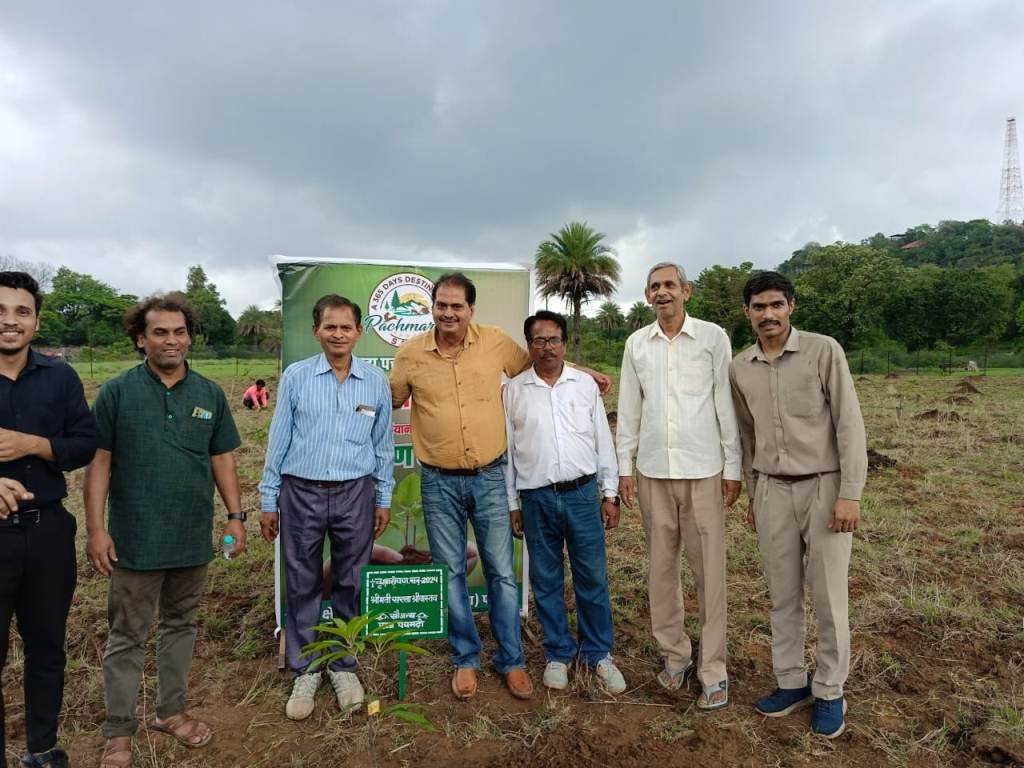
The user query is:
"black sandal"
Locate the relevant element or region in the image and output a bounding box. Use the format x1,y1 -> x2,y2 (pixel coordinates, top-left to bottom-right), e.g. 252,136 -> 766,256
20,748 -> 70,768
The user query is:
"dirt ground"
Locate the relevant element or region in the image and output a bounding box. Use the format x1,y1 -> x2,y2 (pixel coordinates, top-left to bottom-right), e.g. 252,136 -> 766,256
2,372 -> 1022,767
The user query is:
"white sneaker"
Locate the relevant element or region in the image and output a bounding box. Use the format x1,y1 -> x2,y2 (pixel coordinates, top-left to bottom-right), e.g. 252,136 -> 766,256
595,656 -> 626,695
286,672 -> 321,720
327,669 -> 365,710
542,661 -> 569,690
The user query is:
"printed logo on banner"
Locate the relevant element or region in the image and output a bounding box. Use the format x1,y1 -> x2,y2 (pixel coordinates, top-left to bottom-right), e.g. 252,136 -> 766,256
365,272 -> 434,347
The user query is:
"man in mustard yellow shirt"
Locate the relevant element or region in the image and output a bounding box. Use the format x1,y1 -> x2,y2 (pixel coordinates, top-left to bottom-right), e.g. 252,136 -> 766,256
390,272 -> 608,702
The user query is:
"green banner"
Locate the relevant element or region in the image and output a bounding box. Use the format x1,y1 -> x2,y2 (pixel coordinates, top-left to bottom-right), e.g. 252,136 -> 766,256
273,258 -> 532,632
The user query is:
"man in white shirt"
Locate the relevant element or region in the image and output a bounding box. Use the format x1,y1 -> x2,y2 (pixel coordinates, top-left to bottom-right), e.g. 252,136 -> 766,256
504,310 -> 625,695
616,262 -> 742,710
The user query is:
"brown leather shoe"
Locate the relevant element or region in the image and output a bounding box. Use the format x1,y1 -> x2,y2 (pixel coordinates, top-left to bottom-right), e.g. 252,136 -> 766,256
505,668 -> 534,700
451,667 -> 478,700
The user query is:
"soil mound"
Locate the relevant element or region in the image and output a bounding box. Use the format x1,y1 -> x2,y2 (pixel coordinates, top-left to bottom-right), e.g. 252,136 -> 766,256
867,449 -> 897,471
954,380 -> 981,394
914,409 -> 962,422
945,395 -> 972,405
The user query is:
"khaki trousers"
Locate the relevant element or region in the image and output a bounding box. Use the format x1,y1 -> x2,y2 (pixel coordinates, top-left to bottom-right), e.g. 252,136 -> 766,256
637,473 -> 727,687
754,472 -> 851,700
102,564 -> 209,737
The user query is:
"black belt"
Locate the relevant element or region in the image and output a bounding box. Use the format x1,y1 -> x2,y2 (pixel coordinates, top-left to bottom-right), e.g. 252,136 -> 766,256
286,475 -> 358,489
534,473 -> 597,494
766,473 -> 822,483
420,455 -> 504,477
0,502 -> 62,528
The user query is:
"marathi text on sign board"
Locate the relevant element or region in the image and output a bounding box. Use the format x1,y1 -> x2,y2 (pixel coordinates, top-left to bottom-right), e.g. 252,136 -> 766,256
360,565 -> 448,639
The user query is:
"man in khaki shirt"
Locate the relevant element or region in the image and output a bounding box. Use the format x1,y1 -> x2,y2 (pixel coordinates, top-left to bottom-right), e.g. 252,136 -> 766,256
390,272 -> 608,702
729,271 -> 866,740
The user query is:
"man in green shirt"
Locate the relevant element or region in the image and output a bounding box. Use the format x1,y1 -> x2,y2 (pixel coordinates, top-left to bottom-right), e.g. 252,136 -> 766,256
84,293 -> 246,768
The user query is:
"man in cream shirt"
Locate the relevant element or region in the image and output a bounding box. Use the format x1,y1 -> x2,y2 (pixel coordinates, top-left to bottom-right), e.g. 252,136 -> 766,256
616,262 -> 741,710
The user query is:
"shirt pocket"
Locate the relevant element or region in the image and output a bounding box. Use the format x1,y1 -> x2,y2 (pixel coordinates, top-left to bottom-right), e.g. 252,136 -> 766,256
179,417 -> 214,453
676,358 -> 713,397
785,374 -> 825,418
571,400 -> 593,434
345,411 -> 375,445
410,361 -> 455,407
466,366 -> 501,404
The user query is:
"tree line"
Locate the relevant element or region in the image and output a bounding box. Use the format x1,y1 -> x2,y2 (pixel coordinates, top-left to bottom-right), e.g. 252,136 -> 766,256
5,216 -> 1023,362
534,218 -> 1024,366
0,257 -> 282,355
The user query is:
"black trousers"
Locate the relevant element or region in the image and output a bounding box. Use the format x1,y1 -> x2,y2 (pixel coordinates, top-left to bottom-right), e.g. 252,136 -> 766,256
0,506 -> 77,756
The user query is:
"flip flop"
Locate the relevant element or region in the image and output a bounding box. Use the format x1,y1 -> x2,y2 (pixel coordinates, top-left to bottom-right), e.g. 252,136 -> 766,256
656,661 -> 694,691
697,679 -> 729,711
100,737 -> 133,768
150,713 -> 213,748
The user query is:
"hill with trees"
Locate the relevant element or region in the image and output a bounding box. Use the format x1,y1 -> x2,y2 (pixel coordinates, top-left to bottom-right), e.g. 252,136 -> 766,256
570,219 -> 1024,370
6,217 -> 1022,368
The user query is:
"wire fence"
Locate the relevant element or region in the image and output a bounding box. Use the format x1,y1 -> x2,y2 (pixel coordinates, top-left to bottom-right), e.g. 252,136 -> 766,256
846,346 -> 1024,375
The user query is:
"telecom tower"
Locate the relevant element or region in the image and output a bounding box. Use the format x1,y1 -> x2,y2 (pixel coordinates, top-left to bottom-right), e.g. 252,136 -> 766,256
996,117 -> 1024,224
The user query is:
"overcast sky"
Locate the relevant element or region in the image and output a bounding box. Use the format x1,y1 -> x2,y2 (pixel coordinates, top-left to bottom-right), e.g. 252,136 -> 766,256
2,1 -> 1022,316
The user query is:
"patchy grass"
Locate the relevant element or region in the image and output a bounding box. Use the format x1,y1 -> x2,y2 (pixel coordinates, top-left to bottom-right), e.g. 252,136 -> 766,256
1,371 -> 1021,767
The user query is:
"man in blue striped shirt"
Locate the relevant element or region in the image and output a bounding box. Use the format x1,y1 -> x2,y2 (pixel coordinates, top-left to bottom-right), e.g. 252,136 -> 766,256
259,294 -> 394,721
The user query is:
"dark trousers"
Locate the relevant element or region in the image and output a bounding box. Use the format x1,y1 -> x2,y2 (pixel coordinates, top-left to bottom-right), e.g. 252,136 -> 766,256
280,474 -> 375,676
0,506 -> 77,756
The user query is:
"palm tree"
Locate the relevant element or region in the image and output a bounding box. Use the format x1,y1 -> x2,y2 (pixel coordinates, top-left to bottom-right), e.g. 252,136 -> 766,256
626,300 -> 655,331
596,301 -> 624,335
236,305 -> 267,350
535,221 -> 621,362
236,304 -> 282,352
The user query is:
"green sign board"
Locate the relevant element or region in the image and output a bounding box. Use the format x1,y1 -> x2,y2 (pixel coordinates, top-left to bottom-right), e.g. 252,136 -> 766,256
360,565 -> 448,639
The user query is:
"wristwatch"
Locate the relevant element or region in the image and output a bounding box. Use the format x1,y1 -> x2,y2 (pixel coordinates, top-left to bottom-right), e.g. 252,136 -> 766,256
227,511 -> 247,522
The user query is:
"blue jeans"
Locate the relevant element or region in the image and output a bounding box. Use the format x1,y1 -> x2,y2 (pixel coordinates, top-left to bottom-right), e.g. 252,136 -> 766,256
420,457 -> 525,673
520,477 -> 614,666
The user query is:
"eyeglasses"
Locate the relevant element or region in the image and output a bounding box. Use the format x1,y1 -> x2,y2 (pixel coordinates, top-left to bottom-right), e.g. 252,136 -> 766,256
529,336 -> 564,349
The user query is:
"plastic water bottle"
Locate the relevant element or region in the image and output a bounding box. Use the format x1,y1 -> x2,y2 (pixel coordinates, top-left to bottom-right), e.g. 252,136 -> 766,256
222,534 -> 235,560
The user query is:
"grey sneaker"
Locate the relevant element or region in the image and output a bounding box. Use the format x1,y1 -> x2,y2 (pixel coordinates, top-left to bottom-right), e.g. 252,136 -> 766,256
542,661 -> 569,690
286,672 -> 321,720
328,669 -> 365,710
595,655 -> 627,695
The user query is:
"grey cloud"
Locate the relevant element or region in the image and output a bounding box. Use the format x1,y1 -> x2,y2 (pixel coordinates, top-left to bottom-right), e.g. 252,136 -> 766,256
1,1 -> 1022,314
